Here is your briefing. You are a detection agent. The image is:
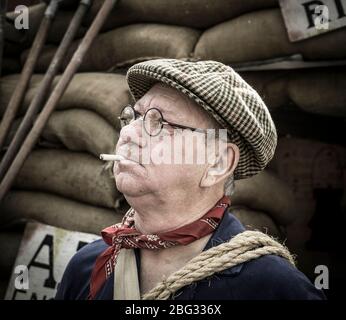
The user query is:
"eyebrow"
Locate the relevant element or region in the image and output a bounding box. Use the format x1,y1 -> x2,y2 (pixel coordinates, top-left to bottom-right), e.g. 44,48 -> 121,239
133,103 -> 146,115
134,102 -> 172,119
133,105 -> 143,114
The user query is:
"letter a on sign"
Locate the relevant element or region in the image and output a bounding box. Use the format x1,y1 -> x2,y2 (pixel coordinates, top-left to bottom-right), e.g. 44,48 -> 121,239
5,222 -> 100,300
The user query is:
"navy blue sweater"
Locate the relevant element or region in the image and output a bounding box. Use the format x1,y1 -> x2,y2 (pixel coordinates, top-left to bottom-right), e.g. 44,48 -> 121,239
55,211 -> 326,300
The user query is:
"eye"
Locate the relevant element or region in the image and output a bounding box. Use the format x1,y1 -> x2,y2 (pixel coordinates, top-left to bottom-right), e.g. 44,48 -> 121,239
161,125 -> 174,136
143,108 -> 163,136
119,105 -> 136,127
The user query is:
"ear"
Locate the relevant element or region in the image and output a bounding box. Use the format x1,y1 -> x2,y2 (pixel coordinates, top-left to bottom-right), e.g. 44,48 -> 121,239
200,142 -> 239,188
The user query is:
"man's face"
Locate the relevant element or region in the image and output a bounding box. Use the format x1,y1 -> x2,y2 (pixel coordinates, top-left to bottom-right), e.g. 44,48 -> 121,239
113,84 -> 221,198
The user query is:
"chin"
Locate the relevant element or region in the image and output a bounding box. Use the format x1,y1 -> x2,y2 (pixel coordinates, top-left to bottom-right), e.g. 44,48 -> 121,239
115,173 -> 148,197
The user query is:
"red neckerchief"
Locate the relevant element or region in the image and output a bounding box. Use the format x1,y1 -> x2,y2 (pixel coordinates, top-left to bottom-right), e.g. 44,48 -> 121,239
88,195 -> 230,299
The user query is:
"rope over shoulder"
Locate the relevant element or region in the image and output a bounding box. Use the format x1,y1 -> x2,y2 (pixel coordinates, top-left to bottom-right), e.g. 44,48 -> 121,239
142,230 -> 296,300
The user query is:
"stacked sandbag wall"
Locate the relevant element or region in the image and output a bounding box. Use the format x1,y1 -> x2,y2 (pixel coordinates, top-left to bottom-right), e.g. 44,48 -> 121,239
0,73 -> 131,296
5,1 -> 346,72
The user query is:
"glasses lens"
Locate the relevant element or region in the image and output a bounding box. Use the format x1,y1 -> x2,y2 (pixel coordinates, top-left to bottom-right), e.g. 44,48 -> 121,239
144,108 -> 162,136
119,105 -> 135,128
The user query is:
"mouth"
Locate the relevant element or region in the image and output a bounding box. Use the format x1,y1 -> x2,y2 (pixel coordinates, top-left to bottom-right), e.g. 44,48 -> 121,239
116,154 -> 144,167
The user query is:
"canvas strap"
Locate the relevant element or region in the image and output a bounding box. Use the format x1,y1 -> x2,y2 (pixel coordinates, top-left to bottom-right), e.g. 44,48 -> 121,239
113,248 -> 141,300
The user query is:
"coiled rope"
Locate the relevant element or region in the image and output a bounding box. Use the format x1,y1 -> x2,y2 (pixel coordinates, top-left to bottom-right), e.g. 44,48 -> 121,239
142,230 -> 295,300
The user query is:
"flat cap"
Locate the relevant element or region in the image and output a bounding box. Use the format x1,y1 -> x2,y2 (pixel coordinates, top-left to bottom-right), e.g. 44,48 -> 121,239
126,59 -> 277,180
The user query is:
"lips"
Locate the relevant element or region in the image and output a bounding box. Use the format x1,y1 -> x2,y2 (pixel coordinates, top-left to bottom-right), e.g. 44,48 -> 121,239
115,152 -> 144,167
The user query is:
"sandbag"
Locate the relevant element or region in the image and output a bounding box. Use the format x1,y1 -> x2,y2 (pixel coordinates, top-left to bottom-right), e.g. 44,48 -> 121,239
0,191 -> 124,235
0,73 -> 130,127
241,69 -> 346,117
13,149 -> 119,209
232,170 -> 296,226
269,137 -> 346,224
0,232 -> 22,275
230,206 -> 282,238
195,8 -> 346,64
82,0 -> 277,31
6,109 -> 119,156
289,71 -> 346,117
43,109 -> 118,156
240,70 -> 289,110
22,24 -> 200,72
44,10 -> 88,44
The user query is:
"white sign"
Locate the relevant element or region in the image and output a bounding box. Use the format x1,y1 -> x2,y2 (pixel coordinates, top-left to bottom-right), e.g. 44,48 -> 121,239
5,222 -> 100,300
279,0 -> 346,41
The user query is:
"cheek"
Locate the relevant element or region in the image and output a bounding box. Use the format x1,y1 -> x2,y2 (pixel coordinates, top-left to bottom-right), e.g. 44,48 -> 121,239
114,166 -> 153,196
115,138 -> 123,153
152,163 -> 204,189
148,138 -> 173,165
146,164 -> 179,187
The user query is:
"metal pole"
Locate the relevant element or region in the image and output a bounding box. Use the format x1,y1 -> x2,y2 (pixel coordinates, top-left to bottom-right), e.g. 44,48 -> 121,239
0,0 -> 92,181
0,0 -> 60,151
0,0 -> 118,202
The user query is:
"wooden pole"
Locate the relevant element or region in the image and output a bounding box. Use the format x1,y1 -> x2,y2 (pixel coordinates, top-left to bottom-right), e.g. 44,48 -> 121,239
0,0 -> 118,202
0,0 -> 92,181
0,0 -> 60,151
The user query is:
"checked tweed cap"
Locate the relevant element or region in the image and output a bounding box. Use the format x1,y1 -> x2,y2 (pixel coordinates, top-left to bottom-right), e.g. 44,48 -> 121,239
126,59 -> 277,180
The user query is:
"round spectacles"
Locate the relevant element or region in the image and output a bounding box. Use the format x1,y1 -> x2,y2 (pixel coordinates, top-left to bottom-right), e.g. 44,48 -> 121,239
118,105 -> 209,137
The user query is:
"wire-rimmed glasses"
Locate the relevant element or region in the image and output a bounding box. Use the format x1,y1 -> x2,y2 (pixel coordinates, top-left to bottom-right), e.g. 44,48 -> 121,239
118,104 -> 210,137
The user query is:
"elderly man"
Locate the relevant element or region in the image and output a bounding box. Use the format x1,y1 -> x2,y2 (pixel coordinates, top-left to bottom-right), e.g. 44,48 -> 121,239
56,59 -> 325,300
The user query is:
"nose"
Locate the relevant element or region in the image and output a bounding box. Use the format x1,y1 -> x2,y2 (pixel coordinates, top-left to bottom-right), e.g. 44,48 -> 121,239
118,118 -> 147,148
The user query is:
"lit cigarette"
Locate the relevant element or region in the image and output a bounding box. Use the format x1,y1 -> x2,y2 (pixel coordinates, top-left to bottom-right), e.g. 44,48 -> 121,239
99,154 -> 125,161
